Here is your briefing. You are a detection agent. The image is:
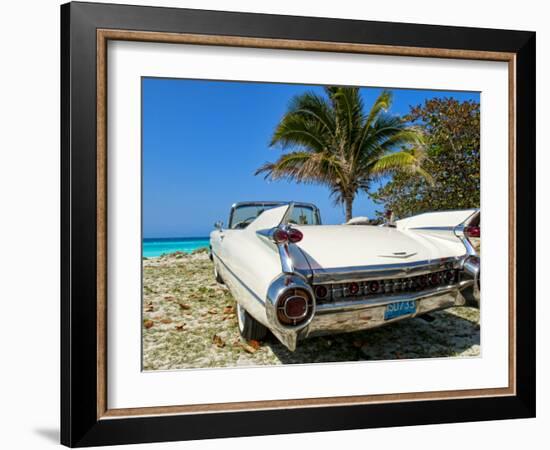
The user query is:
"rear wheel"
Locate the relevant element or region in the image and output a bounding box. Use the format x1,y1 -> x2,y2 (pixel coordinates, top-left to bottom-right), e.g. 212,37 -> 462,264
237,303 -> 267,341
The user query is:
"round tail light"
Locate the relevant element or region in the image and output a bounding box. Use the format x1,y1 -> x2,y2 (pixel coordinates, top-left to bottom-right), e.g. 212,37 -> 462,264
273,229 -> 289,243
368,280 -> 380,294
419,275 -> 428,288
285,297 -> 307,317
272,227 -> 303,244
288,228 -> 303,243
348,282 -> 360,295
465,225 -> 480,238
276,288 -> 313,326
314,285 -> 328,299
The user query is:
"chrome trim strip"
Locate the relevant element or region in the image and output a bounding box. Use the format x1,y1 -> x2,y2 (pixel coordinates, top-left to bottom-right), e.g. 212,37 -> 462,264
255,226 -> 296,274
463,256 -> 480,303
255,228 -> 273,240
454,225 -> 478,257
315,281 -> 471,314
311,256 -> 465,284
278,242 -> 294,273
409,226 -> 456,231
454,209 -> 480,257
376,252 -> 418,259
232,200 -> 318,209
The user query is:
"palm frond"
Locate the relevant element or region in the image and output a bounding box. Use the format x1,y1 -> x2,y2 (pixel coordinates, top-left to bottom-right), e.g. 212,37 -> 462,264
269,90 -> 339,153
367,90 -> 393,125
270,113 -> 330,152
255,151 -> 345,186
285,91 -> 336,137
330,87 -> 364,145
369,150 -> 433,184
356,90 -> 393,148
358,119 -> 424,166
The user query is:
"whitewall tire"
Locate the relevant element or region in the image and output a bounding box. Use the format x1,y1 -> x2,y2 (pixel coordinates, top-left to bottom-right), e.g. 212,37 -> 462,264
236,303 -> 267,341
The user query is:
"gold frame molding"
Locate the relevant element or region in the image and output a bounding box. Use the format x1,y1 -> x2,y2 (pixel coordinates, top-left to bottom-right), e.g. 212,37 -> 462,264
96,29 -> 516,420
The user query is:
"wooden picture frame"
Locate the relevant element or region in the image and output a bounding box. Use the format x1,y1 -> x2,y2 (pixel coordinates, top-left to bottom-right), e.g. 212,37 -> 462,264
61,1 -> 535,446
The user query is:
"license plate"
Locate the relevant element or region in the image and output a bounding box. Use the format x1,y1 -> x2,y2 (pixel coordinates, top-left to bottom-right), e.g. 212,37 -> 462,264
384,300 -> 417,320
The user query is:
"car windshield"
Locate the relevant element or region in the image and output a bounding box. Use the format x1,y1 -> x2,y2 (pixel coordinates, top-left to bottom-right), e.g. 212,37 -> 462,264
229,204 -> 320,229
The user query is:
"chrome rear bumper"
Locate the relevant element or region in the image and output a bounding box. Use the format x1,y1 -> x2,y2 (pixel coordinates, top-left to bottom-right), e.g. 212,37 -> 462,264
303,283 -> 468,338
263,256 -> 480,351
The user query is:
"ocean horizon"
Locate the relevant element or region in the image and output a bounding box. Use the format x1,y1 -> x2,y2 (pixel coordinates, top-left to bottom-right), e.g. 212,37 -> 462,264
143,237 -> 210,258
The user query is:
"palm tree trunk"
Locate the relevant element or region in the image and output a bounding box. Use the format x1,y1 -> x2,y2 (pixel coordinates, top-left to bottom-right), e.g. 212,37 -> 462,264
344,196 -> 353,222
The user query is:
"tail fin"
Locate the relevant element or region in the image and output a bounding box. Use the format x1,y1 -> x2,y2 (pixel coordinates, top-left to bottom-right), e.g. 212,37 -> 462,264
246,204 -> 293,232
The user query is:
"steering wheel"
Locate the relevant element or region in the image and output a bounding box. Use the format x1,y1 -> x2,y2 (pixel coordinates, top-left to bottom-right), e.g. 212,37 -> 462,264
232,216 -> 257,229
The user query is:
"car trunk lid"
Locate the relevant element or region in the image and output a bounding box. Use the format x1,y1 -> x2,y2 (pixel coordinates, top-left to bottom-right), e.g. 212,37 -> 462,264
293,225 -> 466,270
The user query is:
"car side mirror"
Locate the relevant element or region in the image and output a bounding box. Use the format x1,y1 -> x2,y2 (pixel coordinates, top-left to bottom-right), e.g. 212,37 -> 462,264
214,221 -> 224,230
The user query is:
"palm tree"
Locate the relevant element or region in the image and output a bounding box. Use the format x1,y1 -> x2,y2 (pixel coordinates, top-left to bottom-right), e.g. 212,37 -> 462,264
255,87 -> 431,222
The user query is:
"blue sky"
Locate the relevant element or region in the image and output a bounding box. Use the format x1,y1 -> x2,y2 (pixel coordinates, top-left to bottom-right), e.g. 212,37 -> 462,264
142,78 -> 479,238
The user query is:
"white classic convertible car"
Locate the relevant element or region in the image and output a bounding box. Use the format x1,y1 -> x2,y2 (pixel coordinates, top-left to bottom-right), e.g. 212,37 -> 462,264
209,201 -> 480,351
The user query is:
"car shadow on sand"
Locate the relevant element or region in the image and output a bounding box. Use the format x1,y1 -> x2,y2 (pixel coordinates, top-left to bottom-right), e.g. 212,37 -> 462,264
264,308 -> 480,365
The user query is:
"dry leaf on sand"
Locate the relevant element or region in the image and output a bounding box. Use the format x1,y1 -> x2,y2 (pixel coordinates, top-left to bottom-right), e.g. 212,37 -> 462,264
248,340 -> 261,350
241,343 -> 257,354
212,335 -> 225,348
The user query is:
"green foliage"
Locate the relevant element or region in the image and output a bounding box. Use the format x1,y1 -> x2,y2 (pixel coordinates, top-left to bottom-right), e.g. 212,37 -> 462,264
256,87 -> 429,221
371,98 -> 480,219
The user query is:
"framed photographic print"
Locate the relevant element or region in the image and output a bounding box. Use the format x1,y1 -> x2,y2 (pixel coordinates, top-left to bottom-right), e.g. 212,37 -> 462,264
61,1 -> 536,447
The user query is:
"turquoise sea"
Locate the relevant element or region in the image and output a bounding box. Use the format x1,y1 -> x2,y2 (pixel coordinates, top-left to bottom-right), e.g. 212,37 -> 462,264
143,237 -> 210,258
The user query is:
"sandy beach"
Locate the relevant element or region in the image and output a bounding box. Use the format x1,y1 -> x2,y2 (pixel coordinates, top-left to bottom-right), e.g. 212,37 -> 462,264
142,251 -> 480,371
